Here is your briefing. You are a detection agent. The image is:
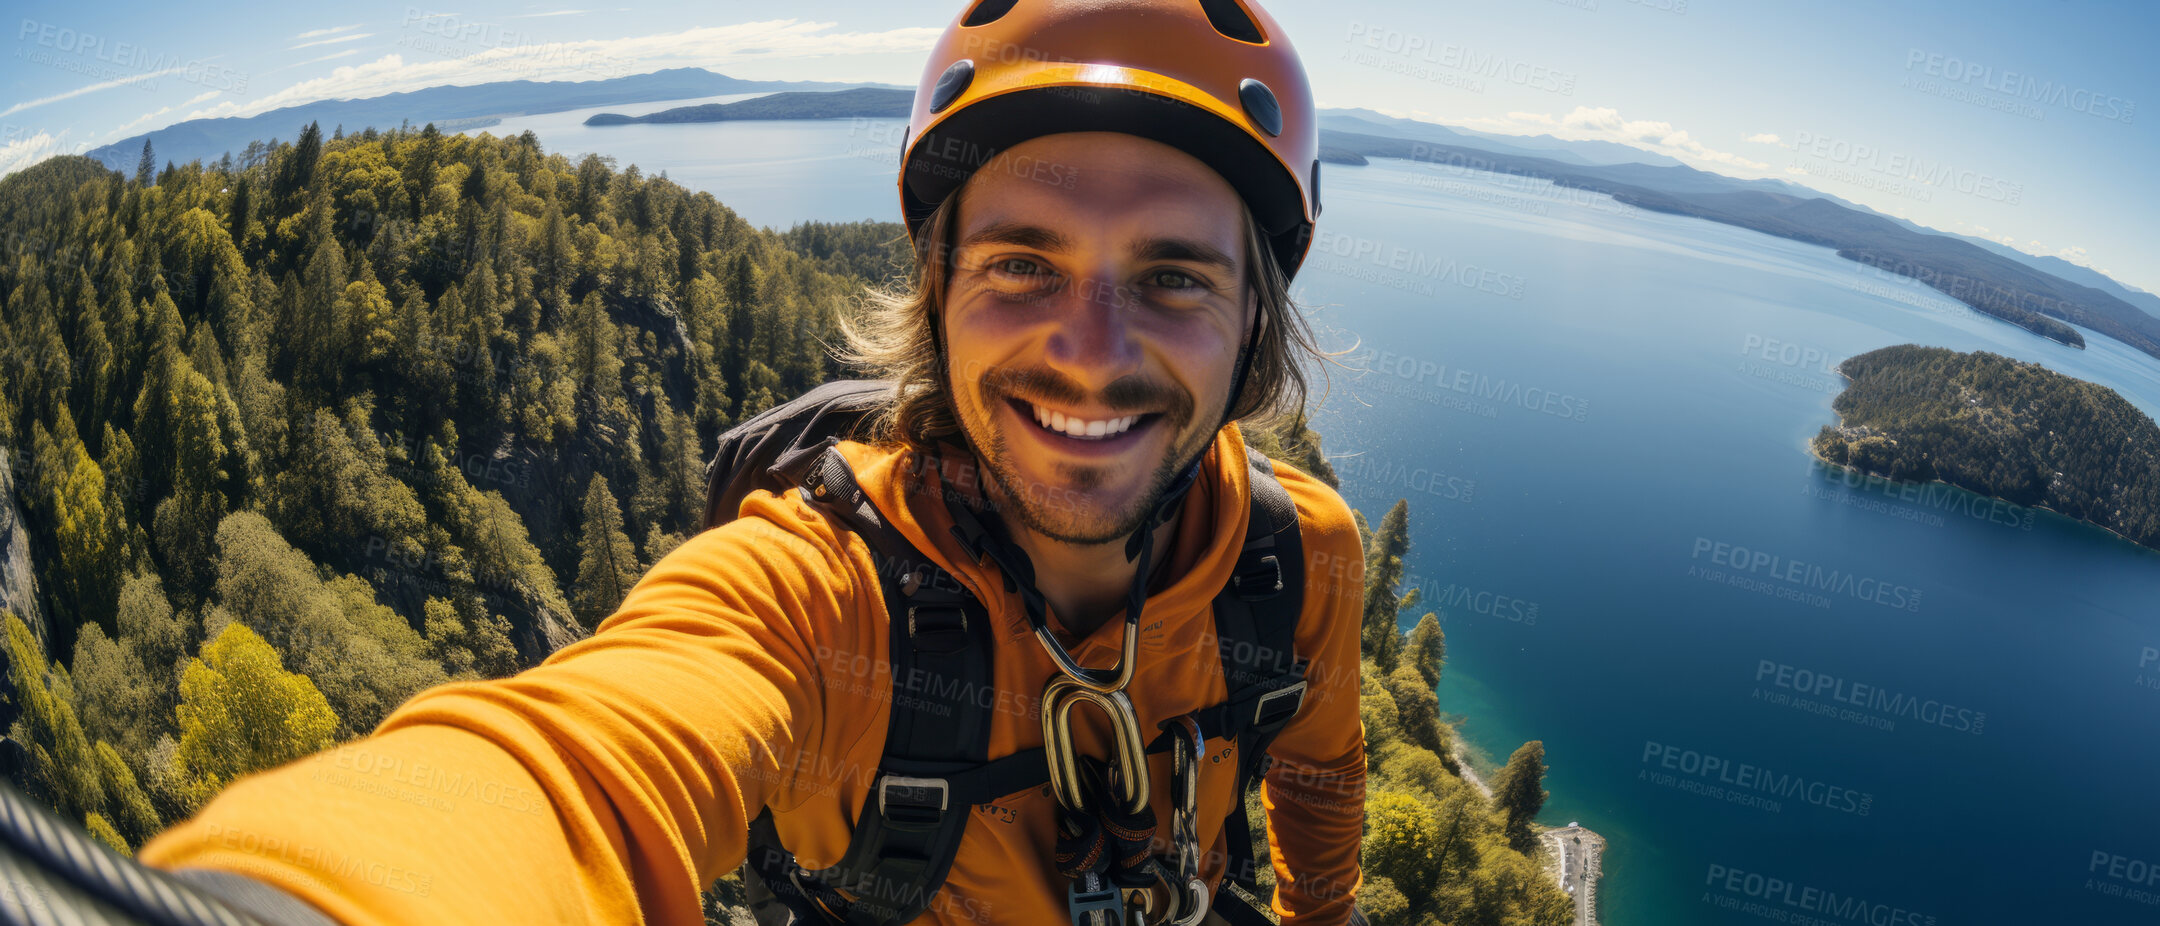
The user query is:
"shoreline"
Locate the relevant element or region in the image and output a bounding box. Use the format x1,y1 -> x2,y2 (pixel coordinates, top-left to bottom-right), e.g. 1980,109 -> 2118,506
1450,740 -> 1605,926
1805,441 -> 2159,557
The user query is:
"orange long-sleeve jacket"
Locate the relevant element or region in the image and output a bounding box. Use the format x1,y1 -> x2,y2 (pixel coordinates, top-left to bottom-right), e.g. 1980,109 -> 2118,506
140,424 -> 1367,925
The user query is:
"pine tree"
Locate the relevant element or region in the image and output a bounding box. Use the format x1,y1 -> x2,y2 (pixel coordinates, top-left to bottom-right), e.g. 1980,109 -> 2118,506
1361,499 -> 1413,669
1407,612 -> 1445,689
573,475 -> 640,629
135,139 -> 156,186
1489,740 -> 1550,854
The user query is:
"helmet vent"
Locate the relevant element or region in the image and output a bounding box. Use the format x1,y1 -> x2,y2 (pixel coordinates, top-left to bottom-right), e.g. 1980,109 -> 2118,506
962,0 -> 1020,27
1198,0 -> 1265,43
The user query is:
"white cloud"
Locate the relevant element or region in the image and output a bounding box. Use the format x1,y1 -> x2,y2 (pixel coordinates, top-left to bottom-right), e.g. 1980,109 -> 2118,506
0,66 -> 195,119
175,20 -> 939,125
296,24 -> 363,40
513,10 -> 590,17
0,131 -> 95,177
261,49 -> 361,78
1745,133 -> 1780,144
110,91 -> 224,137
1452,106 -> 1772,171
114,105 -> 176,135
292,33 -> 374,50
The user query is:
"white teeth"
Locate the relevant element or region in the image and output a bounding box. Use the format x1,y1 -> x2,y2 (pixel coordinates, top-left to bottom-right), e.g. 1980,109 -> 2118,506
1027,403 -> 1140,440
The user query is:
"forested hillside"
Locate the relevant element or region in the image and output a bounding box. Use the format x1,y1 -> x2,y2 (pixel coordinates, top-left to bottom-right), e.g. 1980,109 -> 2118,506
0,125 -> 1567,926
1814,344 -> 2160,551
0,122 -> 905,851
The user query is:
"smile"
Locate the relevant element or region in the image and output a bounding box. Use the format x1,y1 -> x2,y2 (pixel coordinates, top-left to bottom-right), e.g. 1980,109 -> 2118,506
1006,397 -> 1161,445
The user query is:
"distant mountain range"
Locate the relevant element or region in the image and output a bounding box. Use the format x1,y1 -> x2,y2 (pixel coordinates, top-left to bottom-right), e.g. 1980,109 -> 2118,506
76,67 -> 2156,359
1318,109 -> 1688,168
84,67 -> 906,172
1319,129 -> 2160,360
585,88 -> 913,125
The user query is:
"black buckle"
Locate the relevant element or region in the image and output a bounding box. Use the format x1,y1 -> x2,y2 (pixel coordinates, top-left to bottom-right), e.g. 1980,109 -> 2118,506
876,775 -> 949,828
1251,680 -> 1307,732
1231,554 -> 1282,600
907,605 -> 968,654
1066,879 -> 1124,926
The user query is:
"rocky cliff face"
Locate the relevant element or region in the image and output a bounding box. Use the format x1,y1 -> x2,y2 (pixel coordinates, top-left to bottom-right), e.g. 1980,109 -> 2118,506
0,449 -> 44,651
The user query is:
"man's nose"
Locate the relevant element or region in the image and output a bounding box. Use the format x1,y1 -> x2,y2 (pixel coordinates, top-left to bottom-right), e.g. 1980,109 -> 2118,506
1041,274 -> 1143,392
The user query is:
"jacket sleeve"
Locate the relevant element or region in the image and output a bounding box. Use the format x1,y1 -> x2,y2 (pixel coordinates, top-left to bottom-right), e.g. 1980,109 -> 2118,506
137,496 -> 883,926
1258,466 -> 1369,924
1261,466 -> 1373,919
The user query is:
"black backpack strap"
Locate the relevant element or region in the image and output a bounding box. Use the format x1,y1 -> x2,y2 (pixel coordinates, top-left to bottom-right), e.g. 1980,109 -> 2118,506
1204,448 -> 1309,893
701,379 -> 893,530
741,446 -> 1049,926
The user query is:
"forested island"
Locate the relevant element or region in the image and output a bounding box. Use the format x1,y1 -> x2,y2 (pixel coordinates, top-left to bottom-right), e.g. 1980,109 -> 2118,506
585,87 -> 911,125
0,125 -> 1575,924
1813,344 -> 2160,552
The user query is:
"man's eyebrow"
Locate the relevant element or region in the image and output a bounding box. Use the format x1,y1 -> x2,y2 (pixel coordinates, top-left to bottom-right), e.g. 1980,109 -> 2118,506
1129,237 -> 1237,273
958,222 -> 1070,253
958,221 -> 1238,273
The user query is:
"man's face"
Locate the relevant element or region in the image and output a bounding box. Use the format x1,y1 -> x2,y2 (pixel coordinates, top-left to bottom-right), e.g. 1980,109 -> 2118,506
942,131 -> 1255,545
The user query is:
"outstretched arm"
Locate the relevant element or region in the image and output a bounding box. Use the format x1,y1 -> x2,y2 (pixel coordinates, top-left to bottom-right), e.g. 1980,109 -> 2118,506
138,496 -> 881,926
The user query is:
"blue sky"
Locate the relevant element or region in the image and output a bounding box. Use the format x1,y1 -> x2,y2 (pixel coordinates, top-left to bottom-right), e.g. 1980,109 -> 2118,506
4,0 -> 2154,292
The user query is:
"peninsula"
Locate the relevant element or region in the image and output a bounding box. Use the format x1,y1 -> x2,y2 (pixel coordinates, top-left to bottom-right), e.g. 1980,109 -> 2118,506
1812,344 -> 2160,552
585,88 -> 911,125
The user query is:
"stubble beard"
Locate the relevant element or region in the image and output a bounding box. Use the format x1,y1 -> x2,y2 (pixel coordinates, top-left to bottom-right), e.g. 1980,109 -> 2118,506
956,366 -> 1208,546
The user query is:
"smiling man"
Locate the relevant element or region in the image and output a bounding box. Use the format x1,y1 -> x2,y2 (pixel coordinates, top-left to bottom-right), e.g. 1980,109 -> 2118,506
134,1 -> 1366,924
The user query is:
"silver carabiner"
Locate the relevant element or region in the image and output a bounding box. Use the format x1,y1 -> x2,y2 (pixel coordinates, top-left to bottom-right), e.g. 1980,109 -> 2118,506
1032,613 -> 1142,693
1162,714 -> 1210,926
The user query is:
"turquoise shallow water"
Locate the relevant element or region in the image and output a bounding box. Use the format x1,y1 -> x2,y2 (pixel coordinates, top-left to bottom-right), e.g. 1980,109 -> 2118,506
491,108 -> 2160,925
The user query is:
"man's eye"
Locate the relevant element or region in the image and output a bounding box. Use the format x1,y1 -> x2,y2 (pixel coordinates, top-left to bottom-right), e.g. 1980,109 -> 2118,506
1146,269 -> 1206,291
988,257 -> 1048,280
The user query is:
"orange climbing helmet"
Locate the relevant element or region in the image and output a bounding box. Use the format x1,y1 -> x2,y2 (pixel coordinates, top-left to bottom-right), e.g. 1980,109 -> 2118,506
899,0 -> 1322,279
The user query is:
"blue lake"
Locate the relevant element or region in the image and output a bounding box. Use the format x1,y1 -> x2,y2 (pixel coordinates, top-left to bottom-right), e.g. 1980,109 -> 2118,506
491,103 -> 2160,926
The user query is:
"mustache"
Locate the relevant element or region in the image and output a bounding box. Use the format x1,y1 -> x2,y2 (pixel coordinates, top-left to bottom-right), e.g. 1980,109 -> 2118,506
975,365 -> 1195,427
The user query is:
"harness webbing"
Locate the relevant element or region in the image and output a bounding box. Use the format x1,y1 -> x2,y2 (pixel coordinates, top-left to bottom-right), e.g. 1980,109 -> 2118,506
740,442 -> 1307,926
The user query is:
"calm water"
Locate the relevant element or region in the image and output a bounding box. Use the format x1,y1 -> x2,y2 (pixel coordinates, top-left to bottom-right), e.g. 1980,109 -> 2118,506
464,94 -> 907,230
500,110 -> 2160,925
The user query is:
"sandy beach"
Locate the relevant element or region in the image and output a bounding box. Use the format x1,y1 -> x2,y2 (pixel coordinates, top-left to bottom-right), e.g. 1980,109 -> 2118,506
1451,740 -> 1605,926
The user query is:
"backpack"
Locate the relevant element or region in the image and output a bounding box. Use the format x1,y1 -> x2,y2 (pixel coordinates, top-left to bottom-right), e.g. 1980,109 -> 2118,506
703,380 -> 1310,926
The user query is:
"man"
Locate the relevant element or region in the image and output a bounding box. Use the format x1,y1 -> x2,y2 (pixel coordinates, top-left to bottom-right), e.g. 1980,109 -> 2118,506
136,1 -> 1366,923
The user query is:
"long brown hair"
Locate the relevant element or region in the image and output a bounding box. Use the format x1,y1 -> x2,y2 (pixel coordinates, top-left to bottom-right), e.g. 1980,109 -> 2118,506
839,184 -> 1325,452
